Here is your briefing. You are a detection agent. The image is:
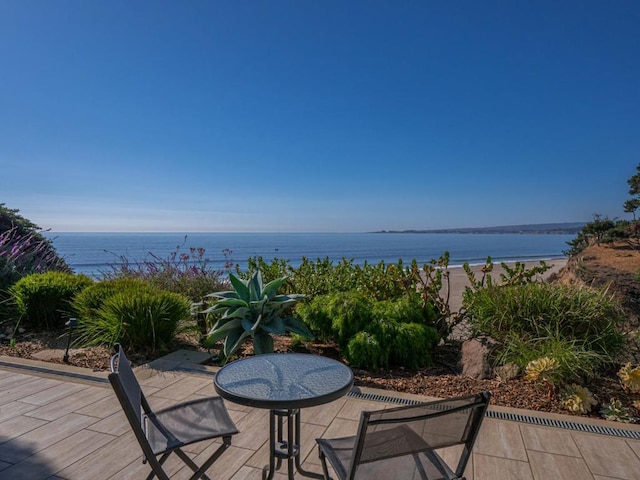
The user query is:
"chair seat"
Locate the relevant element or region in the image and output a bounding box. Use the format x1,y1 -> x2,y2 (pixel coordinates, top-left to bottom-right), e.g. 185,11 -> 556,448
318,425 -> 458,480
145,396 -> 239,455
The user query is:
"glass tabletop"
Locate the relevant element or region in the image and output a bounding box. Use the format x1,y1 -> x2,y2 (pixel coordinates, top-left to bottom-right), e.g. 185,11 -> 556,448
214,353 -> 354,409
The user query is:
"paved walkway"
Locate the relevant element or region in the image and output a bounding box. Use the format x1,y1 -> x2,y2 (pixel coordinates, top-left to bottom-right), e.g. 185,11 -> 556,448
0,353 -> 639,480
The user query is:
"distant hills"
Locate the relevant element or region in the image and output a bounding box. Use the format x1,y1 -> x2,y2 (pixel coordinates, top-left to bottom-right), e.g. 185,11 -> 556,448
374,222 -> 586,235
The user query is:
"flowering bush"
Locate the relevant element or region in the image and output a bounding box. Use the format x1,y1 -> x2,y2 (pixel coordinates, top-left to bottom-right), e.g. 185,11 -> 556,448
0,226 -> 69,291
102,237 -> 232,302
560,384 -> 597,414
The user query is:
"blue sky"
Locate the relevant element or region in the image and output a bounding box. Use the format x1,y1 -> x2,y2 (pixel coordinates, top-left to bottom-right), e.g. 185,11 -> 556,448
1,1 -> 638,232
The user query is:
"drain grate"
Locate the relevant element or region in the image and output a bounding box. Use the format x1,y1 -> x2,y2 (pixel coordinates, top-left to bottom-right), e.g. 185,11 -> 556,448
346,390 -> 640,440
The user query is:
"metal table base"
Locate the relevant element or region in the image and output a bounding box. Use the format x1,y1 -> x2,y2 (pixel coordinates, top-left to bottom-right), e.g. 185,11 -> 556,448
263,408 -> 323,480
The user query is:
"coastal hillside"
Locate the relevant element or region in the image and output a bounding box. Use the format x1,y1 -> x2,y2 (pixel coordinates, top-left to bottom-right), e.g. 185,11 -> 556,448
556,241 -> 640,362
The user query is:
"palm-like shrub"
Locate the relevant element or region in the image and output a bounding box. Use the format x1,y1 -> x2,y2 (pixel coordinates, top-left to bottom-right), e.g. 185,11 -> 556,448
204,271 -> 313,362
10,272 -> 93,329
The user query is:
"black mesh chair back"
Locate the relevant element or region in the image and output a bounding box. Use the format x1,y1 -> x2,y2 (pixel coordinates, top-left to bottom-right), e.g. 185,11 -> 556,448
108,344 -> 239,480
317,391 -> 490,480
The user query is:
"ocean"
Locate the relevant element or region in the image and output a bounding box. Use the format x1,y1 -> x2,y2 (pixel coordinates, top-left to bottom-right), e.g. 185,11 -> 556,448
44,232 -> 573,278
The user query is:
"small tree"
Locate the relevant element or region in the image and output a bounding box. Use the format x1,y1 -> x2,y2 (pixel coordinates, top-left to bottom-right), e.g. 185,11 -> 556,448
624,163 -> 640,220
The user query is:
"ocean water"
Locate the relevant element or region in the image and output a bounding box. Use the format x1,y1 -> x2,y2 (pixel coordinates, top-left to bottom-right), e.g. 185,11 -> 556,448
44,232 -> 573,278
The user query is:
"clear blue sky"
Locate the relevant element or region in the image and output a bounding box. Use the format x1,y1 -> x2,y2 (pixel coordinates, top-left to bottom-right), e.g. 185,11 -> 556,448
1,1 -> 638,232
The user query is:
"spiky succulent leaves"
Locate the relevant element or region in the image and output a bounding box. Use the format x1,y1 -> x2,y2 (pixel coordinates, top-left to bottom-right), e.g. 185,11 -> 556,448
204,269 -> 309,361
282,316 -> 315,338
253,333 -> 274,355
230,272 -> 251,301
204,318 -> 244,347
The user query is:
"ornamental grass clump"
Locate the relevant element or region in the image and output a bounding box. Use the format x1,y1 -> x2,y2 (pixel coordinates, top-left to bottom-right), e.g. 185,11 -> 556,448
560,384 -> 597,414
74,283 -> 191,354
617,362 -> 640,393
463,282 -> 623,385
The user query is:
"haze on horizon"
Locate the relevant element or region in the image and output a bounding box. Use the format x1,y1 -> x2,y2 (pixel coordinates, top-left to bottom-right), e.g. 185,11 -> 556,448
1,1 -> 638,233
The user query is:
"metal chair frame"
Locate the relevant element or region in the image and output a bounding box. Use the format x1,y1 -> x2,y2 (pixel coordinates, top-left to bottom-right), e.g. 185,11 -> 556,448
317,392 -> 491,480
108,344 -> 238,480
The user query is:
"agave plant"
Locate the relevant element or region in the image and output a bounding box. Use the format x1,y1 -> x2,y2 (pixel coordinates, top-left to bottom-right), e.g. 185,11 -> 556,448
203,270 -> 313,362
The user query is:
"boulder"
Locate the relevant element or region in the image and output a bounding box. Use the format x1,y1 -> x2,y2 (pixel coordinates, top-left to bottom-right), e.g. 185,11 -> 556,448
459,336 -> 497,380
494,362 -> 521,381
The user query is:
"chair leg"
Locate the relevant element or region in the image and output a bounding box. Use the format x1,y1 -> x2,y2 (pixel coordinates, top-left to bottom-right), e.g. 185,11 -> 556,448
144,452 -> 172,480
183,437 -> 233,480
318,447 -> 332,480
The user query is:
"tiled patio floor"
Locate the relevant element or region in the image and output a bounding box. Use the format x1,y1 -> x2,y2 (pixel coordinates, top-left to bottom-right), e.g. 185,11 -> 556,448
0,353 -> 639,480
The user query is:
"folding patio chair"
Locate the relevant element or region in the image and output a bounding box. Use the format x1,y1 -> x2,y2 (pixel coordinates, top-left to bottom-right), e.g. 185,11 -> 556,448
108,344 -> 239,480
316,391 -> 490,480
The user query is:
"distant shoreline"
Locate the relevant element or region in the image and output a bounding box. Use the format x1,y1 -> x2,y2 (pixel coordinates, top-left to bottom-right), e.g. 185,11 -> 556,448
373,222 -> 585,235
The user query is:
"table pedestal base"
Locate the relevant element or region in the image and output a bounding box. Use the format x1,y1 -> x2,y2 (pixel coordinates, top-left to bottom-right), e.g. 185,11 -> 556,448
263,409 -> 324,480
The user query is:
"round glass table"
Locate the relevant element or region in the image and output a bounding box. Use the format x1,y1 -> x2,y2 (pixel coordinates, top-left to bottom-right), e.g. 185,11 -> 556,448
214,353 -> 354,480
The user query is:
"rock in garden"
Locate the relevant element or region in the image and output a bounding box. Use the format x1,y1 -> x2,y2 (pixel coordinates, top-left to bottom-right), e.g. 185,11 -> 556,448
459,336 -> 497,380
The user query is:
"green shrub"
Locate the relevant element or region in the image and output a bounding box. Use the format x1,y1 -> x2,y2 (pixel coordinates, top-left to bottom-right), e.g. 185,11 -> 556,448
371,295 -> 428,325
75,288 -> 191,353
463,282 -> 623,380
388,322 -> 439,369
10,272 -> 93,329
72,278 -> 153,321
464,282 -> 622,354
298,291 -> 439,370
347,332 -> 385,370
298,291 -> 373,348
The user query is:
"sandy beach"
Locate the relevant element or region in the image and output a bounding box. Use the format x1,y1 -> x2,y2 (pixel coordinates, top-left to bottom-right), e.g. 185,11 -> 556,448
445,258 -> 568,313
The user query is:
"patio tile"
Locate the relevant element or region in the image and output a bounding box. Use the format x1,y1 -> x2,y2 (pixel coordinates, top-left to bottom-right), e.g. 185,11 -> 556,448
573,432 -> 640,480
173,444 -> 254,480
520,424 -> 582,457
627,439 -> 640,459
57,431 -> 142,480
0,413 -> 99,464
436,444 -> 473,480
136,368 -> 183,388
19,381 -> 86,406
0,415 -> 49,443
527,450 -> 594,480
74,392 -> 123,418
335,397 -> 381,421
304,397 -> 348,427
23,385 -> 111,421
473,418 -> 528,461
473,453 -> 534,480
0,401 -> 38,423
231,407 -> 270,451
0,428 -> 113,480
151,375 -> 211,401
0,375 -> 60,405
